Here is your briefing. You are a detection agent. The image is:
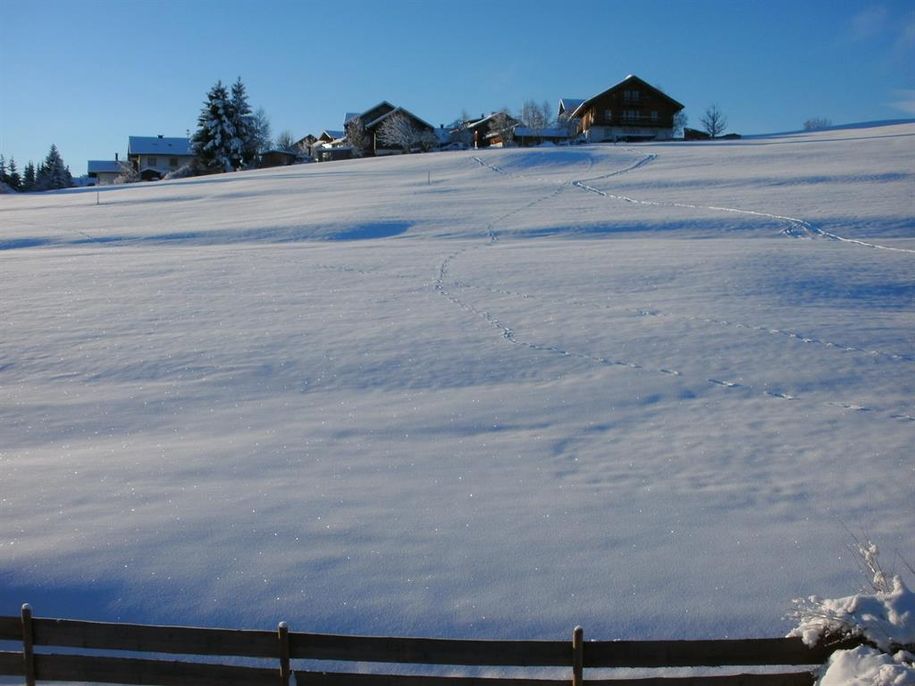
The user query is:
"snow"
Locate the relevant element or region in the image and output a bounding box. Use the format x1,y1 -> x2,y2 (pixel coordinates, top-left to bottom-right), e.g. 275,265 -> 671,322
0,123 -> 913,643
819,647 -> 915,686
790,541 -> 915,684
792,574 -> 915,651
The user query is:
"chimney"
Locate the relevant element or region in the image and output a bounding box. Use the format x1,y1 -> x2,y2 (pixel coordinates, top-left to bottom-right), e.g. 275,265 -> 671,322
157,134 -> 163,139
115,153 -> 118,161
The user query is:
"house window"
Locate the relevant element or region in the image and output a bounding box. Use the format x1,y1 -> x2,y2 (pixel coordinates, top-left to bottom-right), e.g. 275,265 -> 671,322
148,156 -> 158,167
169,157 -> 179,168
651,111 -> 659,121
624,90 -> 640,103
604,109 -> 612,121
623,110 -> 639,121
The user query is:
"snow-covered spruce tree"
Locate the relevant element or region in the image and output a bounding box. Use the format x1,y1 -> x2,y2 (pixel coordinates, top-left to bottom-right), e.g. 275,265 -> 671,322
34,144 -> 71,190
192,80 -> 239,173
230,77 -> 254,167
7,158 -> 21,190
22,161 -> 35,191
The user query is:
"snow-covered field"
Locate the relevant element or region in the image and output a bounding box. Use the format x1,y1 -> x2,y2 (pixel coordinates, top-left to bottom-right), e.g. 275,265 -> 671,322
1,122 -> 913,642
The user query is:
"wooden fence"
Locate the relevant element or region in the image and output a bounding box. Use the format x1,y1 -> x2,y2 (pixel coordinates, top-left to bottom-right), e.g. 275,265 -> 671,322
0,604 -> 861,686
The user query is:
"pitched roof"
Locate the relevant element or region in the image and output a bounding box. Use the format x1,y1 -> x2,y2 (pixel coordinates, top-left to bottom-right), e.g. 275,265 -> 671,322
364,105 -> 434,132
569,75 -> 684,119
128,136 -> 193,156
465,112 -> 521,130
559,98 -> 584,114
87,160 -> 127,174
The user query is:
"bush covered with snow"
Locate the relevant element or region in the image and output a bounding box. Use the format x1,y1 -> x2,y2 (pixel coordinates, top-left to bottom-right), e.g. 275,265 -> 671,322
162,163 -> 196,180
790,542 -> 915,685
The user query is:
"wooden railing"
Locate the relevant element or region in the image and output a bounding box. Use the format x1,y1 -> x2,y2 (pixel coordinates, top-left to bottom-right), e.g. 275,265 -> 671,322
0,604 -> 860,686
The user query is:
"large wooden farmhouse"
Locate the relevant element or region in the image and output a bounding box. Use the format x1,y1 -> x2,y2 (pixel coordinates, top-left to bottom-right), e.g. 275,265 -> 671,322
345,101 -> 435,156
564,75 -> 684,142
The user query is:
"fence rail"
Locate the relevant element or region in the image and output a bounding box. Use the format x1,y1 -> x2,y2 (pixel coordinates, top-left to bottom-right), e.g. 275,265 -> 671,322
0,604 -> 864,686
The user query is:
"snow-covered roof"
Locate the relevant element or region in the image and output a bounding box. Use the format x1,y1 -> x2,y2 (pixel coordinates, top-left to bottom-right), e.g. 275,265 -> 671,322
466,112 -> 520,130
364,106 -> 435,132
559,98 -> 584,113
569,75 -> 684,120
322,130 -> 345,140
87,160 -> 127,174
128,136 -> 193,156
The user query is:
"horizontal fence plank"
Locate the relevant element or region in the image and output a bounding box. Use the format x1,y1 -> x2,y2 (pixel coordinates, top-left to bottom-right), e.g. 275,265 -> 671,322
583,637 -> 854,668
0,650 -> 25,677
0,616 -> 20,641
586,674 -> 815,686
296,670 -> 570,686
291,633 -> 571,666
32,617 -> 278,658
34,653 -> 279,686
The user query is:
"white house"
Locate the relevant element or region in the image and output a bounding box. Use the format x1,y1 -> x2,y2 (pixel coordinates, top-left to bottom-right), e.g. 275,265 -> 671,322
87,159 -> 129,186
127,136 -> 194,180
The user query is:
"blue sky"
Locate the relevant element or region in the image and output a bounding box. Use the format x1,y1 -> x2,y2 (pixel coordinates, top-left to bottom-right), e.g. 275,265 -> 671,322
2,0 -> 914,176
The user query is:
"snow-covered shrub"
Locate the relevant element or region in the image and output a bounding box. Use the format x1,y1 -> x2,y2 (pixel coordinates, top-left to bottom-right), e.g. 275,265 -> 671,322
789,541 -> 915,685
163,164 -> 195,180
113,163 -> 140,185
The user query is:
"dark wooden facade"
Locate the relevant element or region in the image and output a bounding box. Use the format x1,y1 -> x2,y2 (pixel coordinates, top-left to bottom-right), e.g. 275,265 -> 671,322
464,113 -> 521,148
571,75 -> 684,142
349,101 -> 435,155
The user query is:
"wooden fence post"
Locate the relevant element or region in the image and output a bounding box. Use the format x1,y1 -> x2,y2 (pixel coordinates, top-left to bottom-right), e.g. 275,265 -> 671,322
21,603 -> 35,686
572,626 -> 583,686
278,621 -> 291,686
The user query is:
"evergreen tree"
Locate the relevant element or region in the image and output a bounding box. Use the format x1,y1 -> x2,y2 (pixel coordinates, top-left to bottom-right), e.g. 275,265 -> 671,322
192,80 -> 239,173
0,154 -> 7,185
22,161 -> 35,191
34,144 -> 71,190
7,157 -> 21,190
230,77 -> 254,167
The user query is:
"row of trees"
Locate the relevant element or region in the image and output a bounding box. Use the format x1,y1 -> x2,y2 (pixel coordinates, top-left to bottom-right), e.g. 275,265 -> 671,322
0,145 -> 73,192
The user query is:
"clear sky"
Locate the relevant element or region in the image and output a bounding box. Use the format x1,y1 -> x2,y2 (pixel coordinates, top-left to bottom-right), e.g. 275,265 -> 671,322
2,0 -> 914,177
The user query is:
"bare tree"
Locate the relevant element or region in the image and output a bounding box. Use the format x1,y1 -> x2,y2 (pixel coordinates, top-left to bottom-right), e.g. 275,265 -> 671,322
346,117 -> 368,157
520,100 -> 554,134
541,100 -> 554,129
803,117 -> 832,131
700,105 -> 728,138
274,130 -> 297,152
378,112 -> 422,153
673,110 -> 688,137
250,107 -> 272,157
